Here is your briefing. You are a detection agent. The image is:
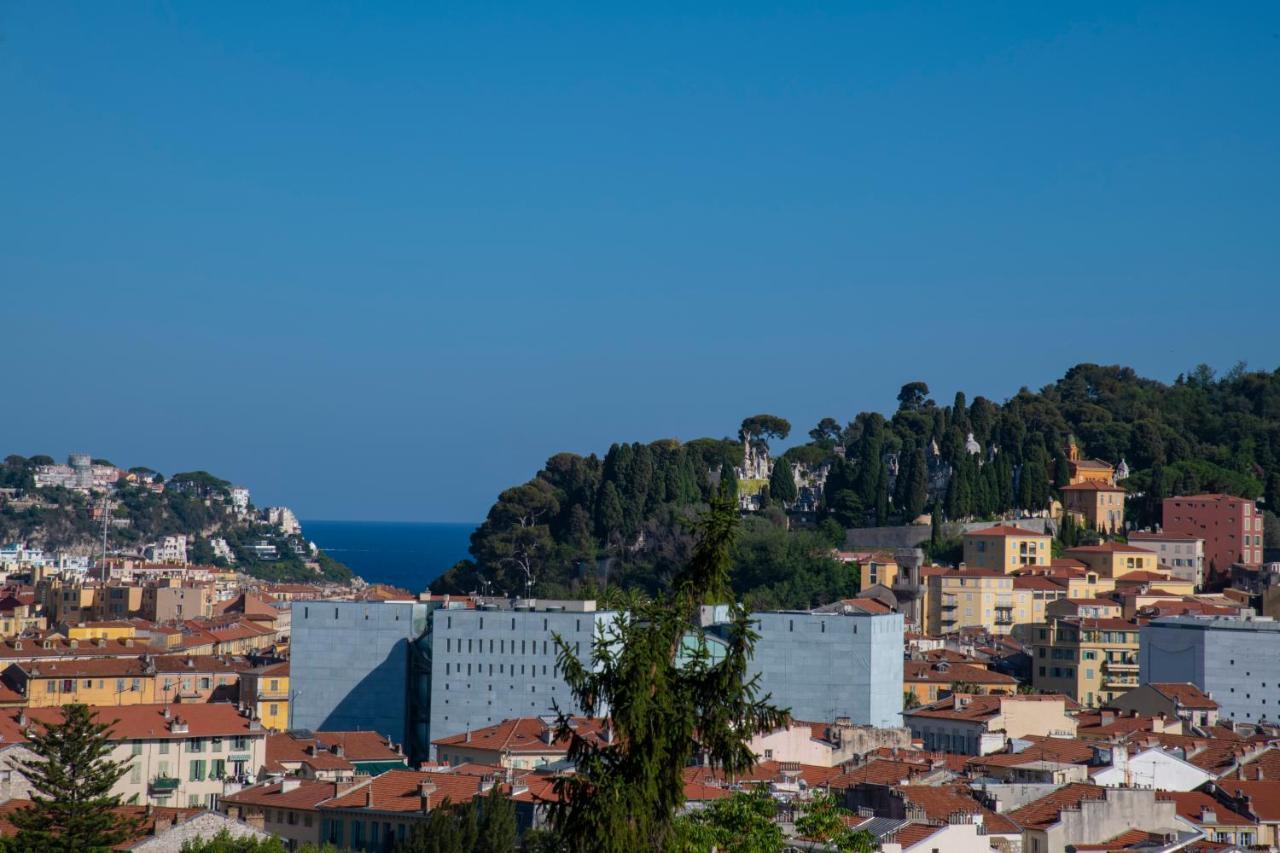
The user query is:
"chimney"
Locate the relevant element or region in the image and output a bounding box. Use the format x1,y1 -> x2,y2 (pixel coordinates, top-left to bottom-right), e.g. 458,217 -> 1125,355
365,786 -> 375,809
419,780 -> 436,812
464,730 -> 471,744
281,778 -> 300,793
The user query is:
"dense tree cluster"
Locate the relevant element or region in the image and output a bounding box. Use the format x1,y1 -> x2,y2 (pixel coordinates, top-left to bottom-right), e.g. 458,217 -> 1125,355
440,363 -> 1280,602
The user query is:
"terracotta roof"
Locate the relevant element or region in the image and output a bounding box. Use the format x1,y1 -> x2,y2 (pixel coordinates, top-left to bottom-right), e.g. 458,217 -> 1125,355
682,760 -> 842,789
1151,683 -> 1219,710
828,759 -> 932,789
1061,481 -> 1126,492
152,655 -> 245,674
222,779 -> 343,811
1066,543 -> 1157,555
903,661 -> 1017,686
264,731 -> 402,773
884,822 -> 945,849
1162,791 -> 1253,827
1217,780 -> 1280,821
965,525 -> 1051,538
833,598 -> 892,615
321,769 -> 495,813
431,716 -> 608,754
971,736 -> 1095,767
1014,576 -> 1070,591
895,785 -> 1019,833
0,800 -> 206,848
13,703 -> 258,740
15,657 -> 149,679
1008,782 -> 1106,829
905,693 -> 1074,723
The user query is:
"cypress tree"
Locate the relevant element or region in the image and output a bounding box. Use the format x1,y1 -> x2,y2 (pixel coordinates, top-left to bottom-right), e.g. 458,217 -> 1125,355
905,446 -> 929,520
11,703 -> 143,852
769,459 -> 797,507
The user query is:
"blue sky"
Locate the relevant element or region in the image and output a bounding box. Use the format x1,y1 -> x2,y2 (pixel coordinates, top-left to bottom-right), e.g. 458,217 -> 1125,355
3,2 -> 1278,522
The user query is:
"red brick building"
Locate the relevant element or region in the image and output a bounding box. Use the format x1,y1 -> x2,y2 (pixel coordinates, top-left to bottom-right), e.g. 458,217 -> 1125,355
1162,494 -> 1263,578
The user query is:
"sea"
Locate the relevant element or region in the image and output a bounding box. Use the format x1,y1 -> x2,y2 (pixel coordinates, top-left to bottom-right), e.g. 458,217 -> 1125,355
302,520 -> 476,592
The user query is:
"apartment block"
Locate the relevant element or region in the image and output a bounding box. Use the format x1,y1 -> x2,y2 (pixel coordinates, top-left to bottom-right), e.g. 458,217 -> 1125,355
1163,494 -> 1263,574
1031,616 -> 1140,707
962,525 -> 1052,573
1127,531 -> 1205,589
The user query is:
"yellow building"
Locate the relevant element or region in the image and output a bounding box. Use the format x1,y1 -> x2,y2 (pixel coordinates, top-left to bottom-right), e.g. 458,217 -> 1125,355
4,658 -> 156,707
238,661 -> 290,731
64,621 -> 137,642
92,585 -> 144,620
1064,543 -> 1161,578
863,556 -> 899,589
1112,572 -> 1196,598
1061,481 -> 1127,534
1030,616 -> 1140,708
927,569 -> 1018,636
963,525 -> 1052,573
1066,439 -> 1116,486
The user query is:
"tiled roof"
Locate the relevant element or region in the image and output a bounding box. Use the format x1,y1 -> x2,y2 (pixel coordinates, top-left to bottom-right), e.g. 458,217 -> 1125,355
1013,576 -> 1069,591
1007,782 -> 1106,829
828,759 -> 931,789
431,716 -> 608,754
0,800 -> 206,847
152,655 -> 245,674
884,822 -> 945,849
895,785 -> 1019,833
264,731 -> 402,773
1066,543 -> 1157,555
222,779 -> 343,811
13,703 -> 258,740
1151,682 -> 1219,710
965,525 -> 1050,538
1162,791 -> 1253,827
1216,780 -> 1280,821
903,661 -> 1017,686
682,760 -> 842,789
321,769 -> 495,813
17,657 -> 149,678
1061,480 -> 1125,492
970,736 -> 1095,767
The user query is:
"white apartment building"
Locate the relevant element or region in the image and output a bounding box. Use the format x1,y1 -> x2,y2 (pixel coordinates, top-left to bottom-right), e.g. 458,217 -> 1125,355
1128,532 -> 1205,589
9,703 -> 267,809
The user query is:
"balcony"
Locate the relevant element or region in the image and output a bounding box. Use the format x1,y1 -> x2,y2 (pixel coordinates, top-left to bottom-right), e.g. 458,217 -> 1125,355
941,596 -> 958,610
994,616 -> 1014,626
1104,657 -> 1139,672
149,777 -> 179,797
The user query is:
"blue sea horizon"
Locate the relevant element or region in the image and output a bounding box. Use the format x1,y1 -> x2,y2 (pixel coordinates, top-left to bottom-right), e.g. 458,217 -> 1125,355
302,519 -> 476,592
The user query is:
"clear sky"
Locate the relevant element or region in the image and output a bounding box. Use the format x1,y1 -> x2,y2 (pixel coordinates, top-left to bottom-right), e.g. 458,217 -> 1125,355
3,2 -> 1278,523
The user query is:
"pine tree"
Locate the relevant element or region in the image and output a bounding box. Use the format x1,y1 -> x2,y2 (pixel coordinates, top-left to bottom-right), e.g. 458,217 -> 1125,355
720,463 -> 738,503
546,491 -> 787,852
11,703 -> 143,852
473,785 -> 517,853
769,459 -> 797,507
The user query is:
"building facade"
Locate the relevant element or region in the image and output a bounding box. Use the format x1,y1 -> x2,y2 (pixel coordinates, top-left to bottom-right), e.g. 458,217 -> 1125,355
741,610 -> 904,728
1127,532 -> 1205,589
962,526 -> 1052,573
290,600 -> 431,758
427,601 -> 617,750
1140,615 -> 1280,725
1031,616 -> 1140,707
1162,494 -> 1263,574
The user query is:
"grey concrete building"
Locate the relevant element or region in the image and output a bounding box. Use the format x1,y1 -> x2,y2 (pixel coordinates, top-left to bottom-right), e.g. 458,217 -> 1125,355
741,610 -> 904,729
1140,615 -> 1280,724
289,600 -> 431,756
427,600 -> 618,749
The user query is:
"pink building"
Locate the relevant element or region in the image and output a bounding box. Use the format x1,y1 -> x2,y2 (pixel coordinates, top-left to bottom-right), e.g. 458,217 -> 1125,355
1161,494 -> 1263,579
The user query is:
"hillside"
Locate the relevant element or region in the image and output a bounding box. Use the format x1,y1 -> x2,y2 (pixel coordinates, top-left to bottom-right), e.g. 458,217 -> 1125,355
0,458 -> 352,583
432,362 -> 1280,605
